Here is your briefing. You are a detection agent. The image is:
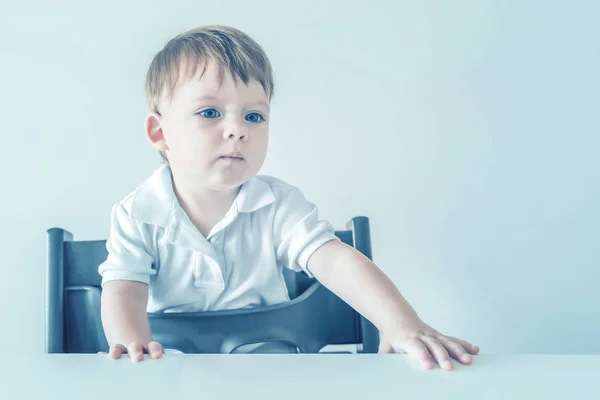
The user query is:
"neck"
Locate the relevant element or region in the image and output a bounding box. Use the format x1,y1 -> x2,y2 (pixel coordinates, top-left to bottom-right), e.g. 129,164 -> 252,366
171,175 -> 241,236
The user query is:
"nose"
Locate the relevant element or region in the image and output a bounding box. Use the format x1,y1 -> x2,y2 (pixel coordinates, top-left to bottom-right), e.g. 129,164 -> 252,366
223,118 -> 247,142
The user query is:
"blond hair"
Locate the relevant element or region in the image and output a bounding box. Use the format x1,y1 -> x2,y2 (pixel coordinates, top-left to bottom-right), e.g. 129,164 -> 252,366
144,25 -> 275,162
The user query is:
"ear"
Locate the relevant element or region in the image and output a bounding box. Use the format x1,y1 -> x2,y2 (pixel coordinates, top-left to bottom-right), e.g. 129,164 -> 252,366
144,112 -> 169,152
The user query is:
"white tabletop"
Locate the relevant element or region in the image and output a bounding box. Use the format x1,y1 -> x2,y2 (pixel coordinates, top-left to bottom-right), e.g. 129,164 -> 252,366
2,354 -> 598,399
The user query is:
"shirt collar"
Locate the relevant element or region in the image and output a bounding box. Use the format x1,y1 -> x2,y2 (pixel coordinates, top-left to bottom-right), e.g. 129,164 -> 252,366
129,164 -> 276,229
232,175 -> 277,214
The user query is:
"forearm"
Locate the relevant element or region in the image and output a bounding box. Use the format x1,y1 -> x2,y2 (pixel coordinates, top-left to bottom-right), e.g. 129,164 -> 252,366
310,241 -> 421,334
100,281 -> 153,346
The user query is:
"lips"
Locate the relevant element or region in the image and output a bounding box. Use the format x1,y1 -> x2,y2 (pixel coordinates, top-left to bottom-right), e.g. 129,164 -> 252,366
220,151 -> 244,160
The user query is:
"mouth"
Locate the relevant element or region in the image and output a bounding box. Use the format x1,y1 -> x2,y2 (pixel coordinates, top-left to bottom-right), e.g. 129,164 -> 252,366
219,152 -> 244,161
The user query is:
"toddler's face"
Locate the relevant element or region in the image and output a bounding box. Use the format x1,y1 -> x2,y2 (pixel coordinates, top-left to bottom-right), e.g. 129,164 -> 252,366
148,59 -> 270,191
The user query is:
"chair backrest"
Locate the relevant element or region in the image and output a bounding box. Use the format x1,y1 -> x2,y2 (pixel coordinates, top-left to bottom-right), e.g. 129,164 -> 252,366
46,217 -> 380,354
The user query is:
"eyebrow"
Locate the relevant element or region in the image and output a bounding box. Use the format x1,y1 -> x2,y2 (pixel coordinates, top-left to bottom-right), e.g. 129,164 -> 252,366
192,95 -> 219,103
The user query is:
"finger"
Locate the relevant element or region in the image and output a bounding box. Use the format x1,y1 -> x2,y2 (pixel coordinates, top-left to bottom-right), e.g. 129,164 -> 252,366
437,336 -> 473,364
109,344 -> 127,359
445,336 -> 480,355
127,341 -> 144,362
395,337 -> 434,369
147,341 -> 164,359
97,351 -> 107,355
421,335 -> 453,370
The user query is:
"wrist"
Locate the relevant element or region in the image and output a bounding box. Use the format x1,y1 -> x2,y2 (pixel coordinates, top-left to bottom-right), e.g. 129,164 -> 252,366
377,310 -> 423,335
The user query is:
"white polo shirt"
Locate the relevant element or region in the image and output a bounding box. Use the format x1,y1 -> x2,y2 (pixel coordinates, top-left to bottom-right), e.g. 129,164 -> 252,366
97,164 -> 339,313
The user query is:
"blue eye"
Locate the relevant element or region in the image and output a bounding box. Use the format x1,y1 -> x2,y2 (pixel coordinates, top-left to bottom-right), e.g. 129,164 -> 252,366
245,112 -> 264,123
198,108 -> 221,118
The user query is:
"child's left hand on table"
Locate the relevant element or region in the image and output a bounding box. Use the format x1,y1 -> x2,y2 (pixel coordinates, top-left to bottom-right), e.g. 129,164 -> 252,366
306,240 -> 480,371
377,318 -> 480,370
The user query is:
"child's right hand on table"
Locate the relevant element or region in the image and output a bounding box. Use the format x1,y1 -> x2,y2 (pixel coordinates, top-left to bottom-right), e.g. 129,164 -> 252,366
99,341 -> 164,362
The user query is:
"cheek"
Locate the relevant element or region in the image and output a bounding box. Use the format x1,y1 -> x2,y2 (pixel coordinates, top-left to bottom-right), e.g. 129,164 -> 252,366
255,130 -> 269,149
168,120 -> 218,151
249,134 -> 269,162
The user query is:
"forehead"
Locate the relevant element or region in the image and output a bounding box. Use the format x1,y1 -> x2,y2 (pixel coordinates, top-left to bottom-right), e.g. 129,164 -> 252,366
170,57 -> 268,104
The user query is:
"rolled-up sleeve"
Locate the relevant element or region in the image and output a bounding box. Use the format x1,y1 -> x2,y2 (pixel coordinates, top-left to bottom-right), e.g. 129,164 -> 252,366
98,204 -> 156,287
273,186 -> 339,278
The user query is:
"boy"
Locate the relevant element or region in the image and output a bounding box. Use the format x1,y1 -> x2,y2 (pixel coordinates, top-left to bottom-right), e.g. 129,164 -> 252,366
98,25 -> 479,370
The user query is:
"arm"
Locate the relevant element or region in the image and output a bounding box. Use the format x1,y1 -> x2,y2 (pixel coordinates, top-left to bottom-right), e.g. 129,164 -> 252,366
307,240 -> 479,370
306,240 -> 420,334
97,204 -> 162,361
101,280 -> 153,346
100,280 -> 163,361
270,185 -> 478,369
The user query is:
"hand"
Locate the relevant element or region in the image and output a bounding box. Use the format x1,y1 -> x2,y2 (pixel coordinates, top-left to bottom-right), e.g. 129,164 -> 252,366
378,319 -> 479,371
97,341 -> 164,362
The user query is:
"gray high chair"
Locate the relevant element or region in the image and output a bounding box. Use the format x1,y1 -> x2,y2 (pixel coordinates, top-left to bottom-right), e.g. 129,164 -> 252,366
46,217 -> 380,354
